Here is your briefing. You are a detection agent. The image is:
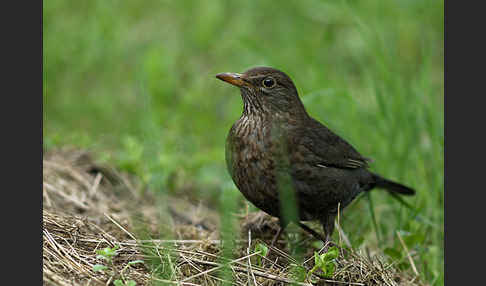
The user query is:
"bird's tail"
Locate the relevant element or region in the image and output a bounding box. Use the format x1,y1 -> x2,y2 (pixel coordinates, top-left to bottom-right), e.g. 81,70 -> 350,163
372,173 -> 415,196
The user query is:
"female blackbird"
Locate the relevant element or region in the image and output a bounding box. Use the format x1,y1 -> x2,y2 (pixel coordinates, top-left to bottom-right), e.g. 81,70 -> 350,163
216,66 -> 415,245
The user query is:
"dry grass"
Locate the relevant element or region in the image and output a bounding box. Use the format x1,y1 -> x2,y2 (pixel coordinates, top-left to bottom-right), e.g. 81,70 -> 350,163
42,148 -> 425,285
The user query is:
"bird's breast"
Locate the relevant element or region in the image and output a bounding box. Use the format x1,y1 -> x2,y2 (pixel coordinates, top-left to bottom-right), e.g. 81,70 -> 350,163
226,116 -> 283,216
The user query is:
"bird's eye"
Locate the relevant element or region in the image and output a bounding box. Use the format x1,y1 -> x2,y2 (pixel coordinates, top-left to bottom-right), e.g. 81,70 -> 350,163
262,77 -> 276,88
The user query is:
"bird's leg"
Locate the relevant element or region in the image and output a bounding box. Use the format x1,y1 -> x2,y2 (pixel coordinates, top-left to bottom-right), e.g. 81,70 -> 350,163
271,225 -> 285,246
271,219 -> 290,246
320,214 -> 337,252
297,222 -> 326,242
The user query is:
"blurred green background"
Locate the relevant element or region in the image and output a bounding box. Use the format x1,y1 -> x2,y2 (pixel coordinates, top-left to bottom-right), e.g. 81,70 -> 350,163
43,0 -> 443,284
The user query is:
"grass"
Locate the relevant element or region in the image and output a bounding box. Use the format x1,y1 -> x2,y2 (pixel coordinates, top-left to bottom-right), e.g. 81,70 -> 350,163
43,0 -> 444,285
43,148 -> 423,285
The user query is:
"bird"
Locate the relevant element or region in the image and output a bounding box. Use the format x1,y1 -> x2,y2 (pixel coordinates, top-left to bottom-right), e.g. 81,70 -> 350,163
216,66 -> 415,246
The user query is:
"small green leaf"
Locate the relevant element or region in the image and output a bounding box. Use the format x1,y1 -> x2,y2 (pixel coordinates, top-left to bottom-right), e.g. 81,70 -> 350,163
255,243 -> 268,256
106,245 -> 119,255
128,260 -> 144,265
126,280 -> 137,286
96,249 -> 106,256
254,243 -> 269,266
290,264 -> 307,282
323,262 -> 336,276
314,251 -> 320,266
325,246 -> 339,260
113,280 -> 124,286
97,246 -> 119,257
311,247 -> 339,277
92,264 -> 108,272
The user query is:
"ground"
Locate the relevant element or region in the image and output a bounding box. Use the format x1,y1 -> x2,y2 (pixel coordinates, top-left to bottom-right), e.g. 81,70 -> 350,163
43,148 -> 425,285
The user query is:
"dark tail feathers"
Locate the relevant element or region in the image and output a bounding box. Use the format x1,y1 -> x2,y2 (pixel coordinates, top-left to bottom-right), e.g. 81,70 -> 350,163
372,174 -> 415,196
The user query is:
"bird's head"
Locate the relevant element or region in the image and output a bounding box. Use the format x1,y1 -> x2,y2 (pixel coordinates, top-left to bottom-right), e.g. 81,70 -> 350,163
216,67 -> 307,117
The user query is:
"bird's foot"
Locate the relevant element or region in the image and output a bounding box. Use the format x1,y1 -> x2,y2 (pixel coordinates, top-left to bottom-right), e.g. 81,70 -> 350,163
270,226 -> 284,247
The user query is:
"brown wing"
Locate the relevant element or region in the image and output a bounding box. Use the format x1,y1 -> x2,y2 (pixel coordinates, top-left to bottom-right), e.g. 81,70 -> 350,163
294,117 -> 371,170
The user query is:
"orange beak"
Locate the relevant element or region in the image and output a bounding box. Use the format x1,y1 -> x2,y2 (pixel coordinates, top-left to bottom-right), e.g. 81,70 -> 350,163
215,73 -> 246,87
